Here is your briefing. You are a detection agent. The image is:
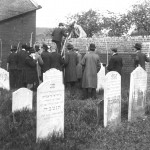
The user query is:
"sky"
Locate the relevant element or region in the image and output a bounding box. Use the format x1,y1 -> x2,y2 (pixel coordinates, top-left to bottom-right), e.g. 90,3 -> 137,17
35,0 -> 140,28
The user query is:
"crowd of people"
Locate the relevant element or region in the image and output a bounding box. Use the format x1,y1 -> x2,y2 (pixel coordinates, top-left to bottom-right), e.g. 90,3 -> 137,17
6,35 -> 150,99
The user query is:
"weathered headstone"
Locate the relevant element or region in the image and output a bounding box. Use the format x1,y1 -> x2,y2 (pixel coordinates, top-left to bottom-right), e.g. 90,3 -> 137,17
96,63 -> 105,92
43,68 -> 63,84
37,80 -> 64,140
104,71 -> 121,127
128,66 -> 147,122
12,88 -> 33,112
0,68 -> 10,90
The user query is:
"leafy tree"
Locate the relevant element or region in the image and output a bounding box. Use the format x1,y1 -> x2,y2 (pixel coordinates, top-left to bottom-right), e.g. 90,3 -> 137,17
102,12 -> 131,37
127,0 -> 150,35
66,9 -> 103,37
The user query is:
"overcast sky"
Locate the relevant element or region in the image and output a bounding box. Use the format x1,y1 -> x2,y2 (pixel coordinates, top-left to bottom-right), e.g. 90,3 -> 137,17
35,0 -> 140,28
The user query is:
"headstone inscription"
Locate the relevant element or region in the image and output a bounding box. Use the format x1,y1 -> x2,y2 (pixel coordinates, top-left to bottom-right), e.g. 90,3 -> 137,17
0,68 -> 10,90
104,71 -> 121,127
43,68 -> 63,84
128,66 -> 147,122
12,88 -> 33,112
96,63 -> 105,92
36,81 -> 64,140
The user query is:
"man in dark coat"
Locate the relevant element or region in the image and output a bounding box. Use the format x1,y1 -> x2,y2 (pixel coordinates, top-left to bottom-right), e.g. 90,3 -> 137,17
81,43 -> 101,99
52,23 -> 68,54
41,44 -> 51,81
134,43 -> 150,70
49,42 -> 64,71
25,47 -> 39,91
16,44 -> 28,88
64,43 -> 78,94
107,48 -> 123,75
7,45 -> 18,89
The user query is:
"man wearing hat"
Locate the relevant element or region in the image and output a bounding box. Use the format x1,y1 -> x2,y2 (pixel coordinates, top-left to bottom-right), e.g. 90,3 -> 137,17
7,45 -> 18,89
64,43 -> 78,95
41,44 -> 51,80
81,43 -> 101,99
49,42 -> 64,71
25,47 -> 39,91
16,43 -> 29,88
107,48 -> 123,75
52,23 -> 68,54
134,43 -> 150,70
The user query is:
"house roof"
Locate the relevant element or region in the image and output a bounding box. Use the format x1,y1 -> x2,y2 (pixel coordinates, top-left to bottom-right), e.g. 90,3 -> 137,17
0,0 -> 41,22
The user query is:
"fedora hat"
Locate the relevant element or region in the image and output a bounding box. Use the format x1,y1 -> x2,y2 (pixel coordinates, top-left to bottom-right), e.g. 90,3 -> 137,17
89,43 -> 96,50
59,23 -> 64,26
111,48 -> 117,53
11,45 -> 17,51
35,45 -> 40,52
67,43 -> 74,50
42,44 -> 48,50
29,47 -> 35,54
134,43 -> 142,50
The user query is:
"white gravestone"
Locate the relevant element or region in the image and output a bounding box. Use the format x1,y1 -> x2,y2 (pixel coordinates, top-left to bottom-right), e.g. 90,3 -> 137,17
43,68 -> 63,84
104,71 -> 121,127
128,66 -> 147,122
37,81 -> 64,140
12,88 -> 33,112
0,68 -> 10,90
96,63 -> 105,92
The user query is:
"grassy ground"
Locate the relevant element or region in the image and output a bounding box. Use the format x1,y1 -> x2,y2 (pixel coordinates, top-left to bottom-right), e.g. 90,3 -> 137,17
0,83 -> 150,150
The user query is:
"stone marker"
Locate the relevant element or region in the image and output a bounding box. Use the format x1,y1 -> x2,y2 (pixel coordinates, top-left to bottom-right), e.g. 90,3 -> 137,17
96,63 -> 105,92
12,88 -> 33,112
128,66 -> 147,122
104,71 -> 121,127
0,68 -> 10,90
37,80 -> 64,140
43,68 -> 63,84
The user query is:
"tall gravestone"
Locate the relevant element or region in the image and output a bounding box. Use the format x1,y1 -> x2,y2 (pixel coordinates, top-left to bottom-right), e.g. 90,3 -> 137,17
43,68 -> 63,84
104,71 -> 121,127
37,80 -> 64,140
128,66 -> 147,122
0,68 -> 10,90
12,88 -> 33,112
96,63 -> 105,92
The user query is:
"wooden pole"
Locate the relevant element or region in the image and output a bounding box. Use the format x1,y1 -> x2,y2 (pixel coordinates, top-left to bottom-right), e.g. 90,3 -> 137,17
0,39 -> 2,67
30,32 -> 33,47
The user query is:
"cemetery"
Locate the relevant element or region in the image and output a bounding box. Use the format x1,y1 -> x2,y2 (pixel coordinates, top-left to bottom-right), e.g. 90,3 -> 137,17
0,64 -> 150,150
1,0 -> 150,149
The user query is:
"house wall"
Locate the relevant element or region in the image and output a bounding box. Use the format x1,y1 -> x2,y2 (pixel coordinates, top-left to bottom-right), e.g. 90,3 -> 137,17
0,10 -> 36,68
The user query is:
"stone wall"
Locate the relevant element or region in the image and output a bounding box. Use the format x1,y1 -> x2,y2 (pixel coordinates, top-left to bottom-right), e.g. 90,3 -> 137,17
70,37 -> 150,92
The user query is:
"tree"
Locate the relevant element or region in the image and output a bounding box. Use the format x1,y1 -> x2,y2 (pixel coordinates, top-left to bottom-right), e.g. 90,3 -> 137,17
102,12 -> 131,37
127,0 -> 150,35
66,9 -> 103,37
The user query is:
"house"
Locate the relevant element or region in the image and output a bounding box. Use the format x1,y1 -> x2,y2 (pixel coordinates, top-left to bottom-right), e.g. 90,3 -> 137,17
0,0 -> 41,68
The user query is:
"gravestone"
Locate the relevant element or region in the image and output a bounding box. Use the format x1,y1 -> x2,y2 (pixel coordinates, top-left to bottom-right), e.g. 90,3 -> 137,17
96,63 -> 105,92
43,68 -> 63,84
37,80 -> 64,140
128,66 -> 147,122
104,71 -> 121,127
12,88 -> 33,112
0,68 -> 10,90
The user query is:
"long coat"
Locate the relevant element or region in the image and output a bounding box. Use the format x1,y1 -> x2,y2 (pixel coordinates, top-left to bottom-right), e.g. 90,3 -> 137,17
76,52 -> 82,79
52,27 -> 67,42
64,50 -> 78,83
134,51 -> 150,70
81,51 -> 100,88
25,55 -> 38,84
41,51 -> 51,73
107,53 -> 123,75
49,52 -> 64,71
16,49 -> 28,87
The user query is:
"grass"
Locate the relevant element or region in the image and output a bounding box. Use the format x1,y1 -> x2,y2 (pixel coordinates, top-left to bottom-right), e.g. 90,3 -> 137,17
0,81 -> 150,150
